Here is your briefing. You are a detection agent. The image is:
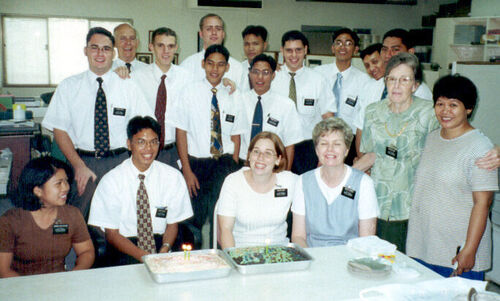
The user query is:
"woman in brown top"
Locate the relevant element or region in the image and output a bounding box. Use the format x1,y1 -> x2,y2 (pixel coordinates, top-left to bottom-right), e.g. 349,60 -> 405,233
0,157 -> 94,277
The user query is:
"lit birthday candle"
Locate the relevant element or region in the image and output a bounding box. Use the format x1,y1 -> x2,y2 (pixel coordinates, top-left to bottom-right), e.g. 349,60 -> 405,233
186,244 -> 192,260
182,244 -> 187,260
265,239 -> 270,255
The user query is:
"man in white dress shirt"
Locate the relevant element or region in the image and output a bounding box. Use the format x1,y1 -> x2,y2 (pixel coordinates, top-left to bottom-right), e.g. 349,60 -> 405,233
314,28 -> 368,165
240,25 -> 268,91
42,27 -> 152,220
132,27 -> 192,169
180,13 -> 242,87
89,116 -> 193,265
239,54 -> 303,169
112,23 -> 148,72
271,30 -> 335,174
173,45 -> 246,242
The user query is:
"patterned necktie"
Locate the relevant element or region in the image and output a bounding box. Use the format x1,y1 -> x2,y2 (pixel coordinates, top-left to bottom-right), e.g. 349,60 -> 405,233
381,86 -> 388,100
136,174 -> 156,254
333,73 -> 343,113
288,72 -> 297,104
155,74 -> 167,148
251,96 -> 263,140
94,77 -> 110,157
210,88 -> 223,158
126,63 -> 132,73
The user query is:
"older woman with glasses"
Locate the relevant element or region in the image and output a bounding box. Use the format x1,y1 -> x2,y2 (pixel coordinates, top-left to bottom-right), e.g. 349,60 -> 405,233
291,117 -> 379,248
217,132 -> 298,249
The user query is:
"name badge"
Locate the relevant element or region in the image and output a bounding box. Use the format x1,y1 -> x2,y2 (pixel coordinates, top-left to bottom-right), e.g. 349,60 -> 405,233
155,207 -> 168,218
345,96 -> 358,107
225,114 -> 235,123
267,117 -> 279,127
304,98 -> 315,106
274,188 -> 288,197
113,108 -> 126,116
53,224 -> 69,235
341,187 -> 356,199
386,145 -> 398,159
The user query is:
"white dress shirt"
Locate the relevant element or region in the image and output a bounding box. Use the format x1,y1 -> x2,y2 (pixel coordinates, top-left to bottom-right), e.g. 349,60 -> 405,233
239,60 -> 251,92
315,64 -> 371,134
180,50 -> 243,87
42,70 -> 153,150
171,79 -> 247,158
239,89 -> 303,159
131,63 -> 193,145
112,58 -> 149,72
88,158 -> 193,237
271,65 -> 335,140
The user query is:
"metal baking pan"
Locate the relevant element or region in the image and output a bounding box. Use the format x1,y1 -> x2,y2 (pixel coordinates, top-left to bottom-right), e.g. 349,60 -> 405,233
223,243 -> 313,275
142,249 -> 232,283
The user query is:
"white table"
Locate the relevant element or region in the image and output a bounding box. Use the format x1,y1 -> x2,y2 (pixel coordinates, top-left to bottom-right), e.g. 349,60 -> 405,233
0,246 -> 442,301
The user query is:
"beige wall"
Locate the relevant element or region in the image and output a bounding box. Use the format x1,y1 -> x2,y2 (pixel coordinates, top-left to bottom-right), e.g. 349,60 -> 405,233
1,0 -> 446,96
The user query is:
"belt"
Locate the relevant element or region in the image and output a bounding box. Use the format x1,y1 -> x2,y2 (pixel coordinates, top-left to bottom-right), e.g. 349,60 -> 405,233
162,142 -> 176,151
77,148 -> 128,159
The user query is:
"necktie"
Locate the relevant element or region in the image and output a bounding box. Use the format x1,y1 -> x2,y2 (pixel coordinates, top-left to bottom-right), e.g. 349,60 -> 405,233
94,77 -> 110,157
289,72 -> 297,104
125,63 -> 132,73
381,86 -> 388,100
136,174 -> 156,254
210,88 -> 223,158
251,96 -> 263,141
333,73 -> 343,113
155,74 -> 167,148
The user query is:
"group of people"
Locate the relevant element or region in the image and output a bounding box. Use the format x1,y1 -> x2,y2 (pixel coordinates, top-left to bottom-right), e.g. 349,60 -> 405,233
0,13 -> 499,282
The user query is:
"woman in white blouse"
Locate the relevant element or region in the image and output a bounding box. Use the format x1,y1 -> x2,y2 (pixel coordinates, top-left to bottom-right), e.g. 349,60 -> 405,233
217,132 -> 298,248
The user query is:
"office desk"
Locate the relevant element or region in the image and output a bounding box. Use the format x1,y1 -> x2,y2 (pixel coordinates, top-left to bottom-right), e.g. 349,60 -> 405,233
0,245 -> 442,301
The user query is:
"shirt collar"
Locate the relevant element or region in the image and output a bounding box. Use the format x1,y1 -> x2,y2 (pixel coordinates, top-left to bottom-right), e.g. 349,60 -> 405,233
127,157 -> 155,178
250,88 -> 271,99
203,77 -> 224,92
87,69 -> 113,86
283,63 -> 305,76
152,63 -> 174,81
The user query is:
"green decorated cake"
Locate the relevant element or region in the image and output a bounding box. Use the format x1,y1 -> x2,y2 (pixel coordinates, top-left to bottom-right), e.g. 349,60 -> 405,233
228,246 -> 308,265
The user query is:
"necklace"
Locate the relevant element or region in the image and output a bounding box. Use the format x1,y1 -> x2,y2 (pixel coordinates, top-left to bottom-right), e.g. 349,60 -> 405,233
384,121 -> 409,138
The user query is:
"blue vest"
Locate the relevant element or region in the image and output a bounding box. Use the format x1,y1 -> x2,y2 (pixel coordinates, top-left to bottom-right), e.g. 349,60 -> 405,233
303,168 -> 363,247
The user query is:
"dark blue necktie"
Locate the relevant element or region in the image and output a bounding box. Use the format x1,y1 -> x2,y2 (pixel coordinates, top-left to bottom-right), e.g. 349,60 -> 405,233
251,96 -> 263,141
381,86 -> 388,100
94,77 -> 110,157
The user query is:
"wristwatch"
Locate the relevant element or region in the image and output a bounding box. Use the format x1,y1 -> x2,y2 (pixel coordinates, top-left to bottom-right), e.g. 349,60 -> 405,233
162,242 -> 171,252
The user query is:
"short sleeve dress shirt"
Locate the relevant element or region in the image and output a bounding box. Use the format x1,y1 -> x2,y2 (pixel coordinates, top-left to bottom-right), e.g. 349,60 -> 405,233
112,58 -> 149,72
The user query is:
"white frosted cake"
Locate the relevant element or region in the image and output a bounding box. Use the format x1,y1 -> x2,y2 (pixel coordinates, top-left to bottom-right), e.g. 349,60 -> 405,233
145,253 -> 229,274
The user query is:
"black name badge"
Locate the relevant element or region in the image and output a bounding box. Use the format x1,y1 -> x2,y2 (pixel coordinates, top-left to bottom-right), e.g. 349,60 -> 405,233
113,108 -> 126,116
267,117 -> 279,127
225,114 -> 235,123
155,207 -> 168,218
385,146 -> 398,159
304,98 -> 315,106
345,96 -> 357,107
274,188 -> 288,197
341,187 -> 356,199
53,224 -> 69,235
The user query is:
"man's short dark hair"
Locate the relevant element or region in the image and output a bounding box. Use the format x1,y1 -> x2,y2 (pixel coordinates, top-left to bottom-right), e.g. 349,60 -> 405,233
250,54 -> 277,72
360,43 -> 382,60
332,28 -> 360,47
281,30 -> 309,48
433,74 -> 477,117
383,28 -> 414,49
204,44 -> 229,62
151,27 -> 177,45
15,157 -> 74,211
127,116 -> 161,140
242,25 -> 268,41
199,13 -> 224,31
86,27 -> 115,46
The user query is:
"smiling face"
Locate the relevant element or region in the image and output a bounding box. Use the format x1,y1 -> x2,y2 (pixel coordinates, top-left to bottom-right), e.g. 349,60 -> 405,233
381,36 -> 411,63
248,138 -> 281,176
150,34 -> 178,73
114,25 -> 138,63
281,40 -> 307,72
243,34 -> 267,62
84,33 -> 115,75
33,169 -> 70,209
199,16 -> 225,49
386,64 -> 417,105
363,51 -> 385,80
434,96 -> 472,135
127,128 -> 160,172
332,33 -> 358,63
249,60 -> 275,95
202,52 -> 229,87
315,131 -> 349,167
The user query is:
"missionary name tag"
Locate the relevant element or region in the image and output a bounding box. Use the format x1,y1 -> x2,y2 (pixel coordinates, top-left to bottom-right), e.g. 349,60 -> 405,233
267,117 -> 279,127
341,187 -> 356,199
155,207 -> 168,218
345,96 -> 358,107
225,114 -> 235,123
113,108 -> 126,116
274,188 -> 288,197
304,98 -> 315,106
385,146 -> 398,159
53,224 -> 69,235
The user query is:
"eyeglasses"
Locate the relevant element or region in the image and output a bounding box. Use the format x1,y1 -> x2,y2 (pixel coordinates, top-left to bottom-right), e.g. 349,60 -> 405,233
385,76 -> 414,87
250,149 -> 276,159
334,40 -> 354,47
249,69 -> 272,77
88,44 -> 113,53
134,138 -> 160,148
